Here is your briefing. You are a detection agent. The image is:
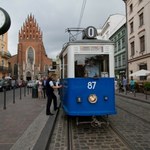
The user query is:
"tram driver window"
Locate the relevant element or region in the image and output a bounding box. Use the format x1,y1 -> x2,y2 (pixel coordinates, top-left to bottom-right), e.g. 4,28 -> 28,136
74,54 -> 109,78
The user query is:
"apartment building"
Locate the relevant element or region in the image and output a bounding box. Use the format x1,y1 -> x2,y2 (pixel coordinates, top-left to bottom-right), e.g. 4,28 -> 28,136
110,23 -> 127,79
0,33 -> 11,78
125,0 -> 150,81
98,14 -> 126,78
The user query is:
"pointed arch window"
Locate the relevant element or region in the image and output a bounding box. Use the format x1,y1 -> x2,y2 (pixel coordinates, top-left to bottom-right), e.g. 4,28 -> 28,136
28,47 -> 34,64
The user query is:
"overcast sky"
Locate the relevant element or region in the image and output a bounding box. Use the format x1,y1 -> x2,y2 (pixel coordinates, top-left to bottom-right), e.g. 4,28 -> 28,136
1,0 -> 125,59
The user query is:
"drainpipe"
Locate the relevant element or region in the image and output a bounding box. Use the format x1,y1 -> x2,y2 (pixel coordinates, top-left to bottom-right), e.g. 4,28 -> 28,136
123,0 -> 129,83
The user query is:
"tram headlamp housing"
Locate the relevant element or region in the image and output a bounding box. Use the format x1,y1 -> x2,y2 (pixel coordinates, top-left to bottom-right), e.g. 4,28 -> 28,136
88,94 -> 97,103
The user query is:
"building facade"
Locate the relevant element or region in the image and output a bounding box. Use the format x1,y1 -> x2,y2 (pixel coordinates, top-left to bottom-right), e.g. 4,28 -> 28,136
98,14 -> 127,79
98,14 -> 125,40
125,0 -> 150,81
110,23 -> 127,79
9,14 -> 52,81
0,33 -> 11,79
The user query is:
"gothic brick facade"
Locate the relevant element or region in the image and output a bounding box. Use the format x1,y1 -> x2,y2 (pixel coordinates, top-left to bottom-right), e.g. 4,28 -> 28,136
9,14 -> 52,80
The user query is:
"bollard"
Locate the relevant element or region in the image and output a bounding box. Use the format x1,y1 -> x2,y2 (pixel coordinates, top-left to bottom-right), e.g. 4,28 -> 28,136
24,86 -> 26,97
134,90 -> 136,97
145,88 -> 147,100
20,86 -> 22,100
27,87 -> 29,95
3,88 -> 6,109
13,86 -> 15,103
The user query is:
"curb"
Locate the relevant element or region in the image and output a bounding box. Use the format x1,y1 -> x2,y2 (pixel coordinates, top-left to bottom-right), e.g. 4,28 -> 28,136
116,93 -> 150,104
33,110 -> 58,150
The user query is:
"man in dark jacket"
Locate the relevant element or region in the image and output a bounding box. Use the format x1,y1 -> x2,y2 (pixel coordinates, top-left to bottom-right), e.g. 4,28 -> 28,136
46,73 -> 62,115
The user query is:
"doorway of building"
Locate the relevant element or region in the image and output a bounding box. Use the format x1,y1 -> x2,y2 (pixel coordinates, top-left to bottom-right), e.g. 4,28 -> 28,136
26,71 -> 31,81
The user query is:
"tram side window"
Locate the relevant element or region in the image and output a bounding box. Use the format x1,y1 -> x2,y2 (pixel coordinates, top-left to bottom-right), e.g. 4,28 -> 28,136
75,54 -> 109,78
75,61 -> 85,77
64,54 -> 68,78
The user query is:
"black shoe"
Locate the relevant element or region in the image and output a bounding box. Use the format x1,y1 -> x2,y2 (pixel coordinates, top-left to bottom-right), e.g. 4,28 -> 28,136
49,113 -> 54,115
46,112 -> 54,115
54,107 -> 59,111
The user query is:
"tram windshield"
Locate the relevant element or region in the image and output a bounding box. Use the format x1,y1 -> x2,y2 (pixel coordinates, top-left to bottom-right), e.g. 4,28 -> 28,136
75,54 -> 109,78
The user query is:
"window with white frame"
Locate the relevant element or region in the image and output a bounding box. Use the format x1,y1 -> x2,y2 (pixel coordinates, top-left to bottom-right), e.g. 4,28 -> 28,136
129,4 -> 133,13
122,54 -> 126,66
139,13 -> 144,27
140,35 -> 145,52
130,41 -> 135,56
122,37 -> 125,48
130,22 -> 134,34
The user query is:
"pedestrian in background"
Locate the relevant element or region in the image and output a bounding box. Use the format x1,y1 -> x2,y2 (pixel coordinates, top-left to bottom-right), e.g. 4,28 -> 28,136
122,76 -> 127,94
42,77 -> 47,98
38,78 -> 43,99
115,78 -> 118,91
130,76 -> 135,93
46,73 -> 62,116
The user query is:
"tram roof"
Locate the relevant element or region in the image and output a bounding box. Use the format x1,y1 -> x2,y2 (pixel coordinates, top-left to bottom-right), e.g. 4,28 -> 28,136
69,39 -> 113,44
63,39 -> 113,48
60,39 -> 114,58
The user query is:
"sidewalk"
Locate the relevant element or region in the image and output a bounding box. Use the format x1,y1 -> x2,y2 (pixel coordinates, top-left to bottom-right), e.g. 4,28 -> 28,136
116,90 -> 150,104
0,93 -> 51,150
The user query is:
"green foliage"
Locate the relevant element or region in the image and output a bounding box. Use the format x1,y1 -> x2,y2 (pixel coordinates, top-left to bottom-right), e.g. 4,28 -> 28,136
144,82 -> 150,90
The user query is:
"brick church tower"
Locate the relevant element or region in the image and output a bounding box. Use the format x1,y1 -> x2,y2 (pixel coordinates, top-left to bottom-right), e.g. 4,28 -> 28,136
17,14 -> 52,80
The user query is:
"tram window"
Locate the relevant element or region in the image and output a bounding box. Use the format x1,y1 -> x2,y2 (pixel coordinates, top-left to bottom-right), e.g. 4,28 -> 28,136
74,54 -> 109,78
64,54 -> 68,78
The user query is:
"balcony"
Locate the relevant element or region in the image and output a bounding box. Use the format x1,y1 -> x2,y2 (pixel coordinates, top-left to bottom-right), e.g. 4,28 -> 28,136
0,66 -> 12,73
0,51 -> 11,59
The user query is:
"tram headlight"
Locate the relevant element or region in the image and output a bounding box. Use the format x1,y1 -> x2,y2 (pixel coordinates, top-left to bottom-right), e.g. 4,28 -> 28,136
88,94 -> 97,103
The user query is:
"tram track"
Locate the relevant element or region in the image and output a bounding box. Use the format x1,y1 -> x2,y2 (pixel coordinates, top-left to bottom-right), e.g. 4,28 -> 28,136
117,105 -> 150,126
46,94 -> 150,149
67,116 -> 73,150
108,100 -> 150,149
47,103 -> 150,150
47,108 -> 150,149
99,116 -> 134,150
66,115 -> 130,150
109,123 -> 135,150
117,95 -> 150,110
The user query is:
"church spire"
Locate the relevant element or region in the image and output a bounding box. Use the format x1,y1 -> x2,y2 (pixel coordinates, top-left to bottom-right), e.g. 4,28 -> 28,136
19,14 -> 43,42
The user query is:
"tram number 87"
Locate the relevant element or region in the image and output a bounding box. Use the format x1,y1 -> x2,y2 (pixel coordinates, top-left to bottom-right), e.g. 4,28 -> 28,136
87,81 -> 96,89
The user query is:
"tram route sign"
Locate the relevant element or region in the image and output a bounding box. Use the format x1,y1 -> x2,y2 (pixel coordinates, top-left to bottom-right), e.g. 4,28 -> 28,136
0,7 -> 11,35
83,26 -> 97,39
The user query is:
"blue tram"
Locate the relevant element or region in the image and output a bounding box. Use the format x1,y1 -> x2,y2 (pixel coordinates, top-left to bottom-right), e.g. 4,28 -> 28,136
59,26 -> 116,116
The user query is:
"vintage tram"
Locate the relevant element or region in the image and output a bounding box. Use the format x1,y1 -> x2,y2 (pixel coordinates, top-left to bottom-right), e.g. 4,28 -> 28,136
59,26 -> 116,117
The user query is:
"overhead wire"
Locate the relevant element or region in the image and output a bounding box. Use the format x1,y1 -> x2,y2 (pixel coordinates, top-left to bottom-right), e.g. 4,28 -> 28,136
75,0 -> 87,39
77,0 -> 87,28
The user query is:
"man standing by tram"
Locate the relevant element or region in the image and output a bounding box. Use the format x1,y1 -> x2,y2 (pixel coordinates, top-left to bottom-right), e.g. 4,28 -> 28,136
46,73 -> 62,115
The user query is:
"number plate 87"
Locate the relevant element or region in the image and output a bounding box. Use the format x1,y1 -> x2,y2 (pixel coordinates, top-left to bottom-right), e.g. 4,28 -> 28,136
87,81 -> 96,89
